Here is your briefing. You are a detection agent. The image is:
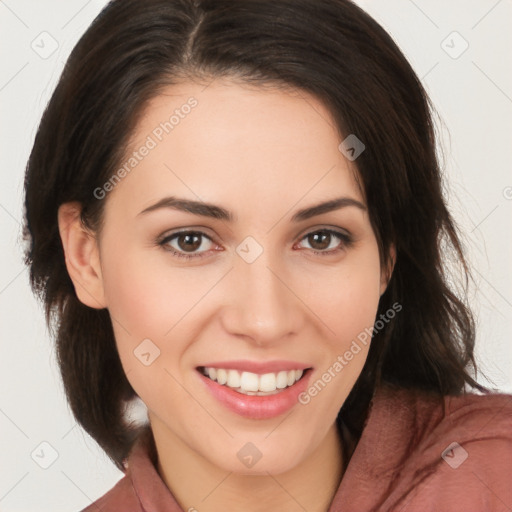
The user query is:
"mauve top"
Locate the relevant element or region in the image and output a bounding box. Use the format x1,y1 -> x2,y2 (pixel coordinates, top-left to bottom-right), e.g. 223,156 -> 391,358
81,382 -> 512,511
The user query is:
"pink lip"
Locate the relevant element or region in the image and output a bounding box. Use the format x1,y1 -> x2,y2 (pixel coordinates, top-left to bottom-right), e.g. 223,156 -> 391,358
198,360 -> 311,374
197,368 -> 312,420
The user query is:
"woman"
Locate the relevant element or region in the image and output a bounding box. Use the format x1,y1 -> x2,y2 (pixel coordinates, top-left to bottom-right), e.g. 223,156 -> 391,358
22,0 -> 512,510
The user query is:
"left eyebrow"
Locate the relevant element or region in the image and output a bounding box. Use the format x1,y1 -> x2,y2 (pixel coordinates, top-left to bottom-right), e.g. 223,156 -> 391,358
291,196 -> 367,222
136,195 -> 366,222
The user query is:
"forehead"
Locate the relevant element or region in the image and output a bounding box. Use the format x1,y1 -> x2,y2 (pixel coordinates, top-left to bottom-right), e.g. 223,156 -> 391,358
105,78 -> 364,221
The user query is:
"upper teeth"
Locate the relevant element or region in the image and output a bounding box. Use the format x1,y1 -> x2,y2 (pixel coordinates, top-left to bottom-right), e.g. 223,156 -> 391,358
202,367 -> 304,394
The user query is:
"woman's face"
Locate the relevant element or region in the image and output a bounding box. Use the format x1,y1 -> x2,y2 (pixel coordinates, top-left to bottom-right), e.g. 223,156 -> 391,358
91,79 -> 390,474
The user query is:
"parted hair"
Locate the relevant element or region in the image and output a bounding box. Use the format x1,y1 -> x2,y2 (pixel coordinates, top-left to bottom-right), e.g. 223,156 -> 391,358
22,0 -> 491,471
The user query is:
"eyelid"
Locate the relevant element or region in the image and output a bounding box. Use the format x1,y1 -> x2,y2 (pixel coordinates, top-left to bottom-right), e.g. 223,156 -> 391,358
157,225 -> 353,259
156,227 -> 218,247
296,224 -> 352,239
157,229 -> 219,256
295,228 -> 353,252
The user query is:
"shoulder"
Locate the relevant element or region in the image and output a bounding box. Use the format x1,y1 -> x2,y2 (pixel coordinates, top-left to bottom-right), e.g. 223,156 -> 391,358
78,426 -> 181,512
383,384 -> 512,511
376,381 -> 512,438
79,473 -> 142,512
415,385 -> 512,460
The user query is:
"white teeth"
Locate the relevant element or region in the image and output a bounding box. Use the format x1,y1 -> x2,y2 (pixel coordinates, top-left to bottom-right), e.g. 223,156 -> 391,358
227,369 -> 241,388
216,368 -> 227,385
259,373 -> 276,392
201,367 -> 306,394
240,372 -> 259,391
237,387 -> 282,396
276,371 -> 288,389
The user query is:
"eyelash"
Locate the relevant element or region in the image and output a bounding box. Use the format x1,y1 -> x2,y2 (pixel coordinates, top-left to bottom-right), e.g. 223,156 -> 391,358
157,229 -> 353,260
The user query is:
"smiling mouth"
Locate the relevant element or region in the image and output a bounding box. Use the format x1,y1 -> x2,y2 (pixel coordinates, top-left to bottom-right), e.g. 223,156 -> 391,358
197,366 -> 311,396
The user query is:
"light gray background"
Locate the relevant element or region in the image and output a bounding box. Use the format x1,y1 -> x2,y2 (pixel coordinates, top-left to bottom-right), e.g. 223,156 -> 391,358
1,1 -> 511,510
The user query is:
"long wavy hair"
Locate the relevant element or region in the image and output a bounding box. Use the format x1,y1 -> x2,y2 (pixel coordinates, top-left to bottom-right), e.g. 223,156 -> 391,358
22,0 -> 491,471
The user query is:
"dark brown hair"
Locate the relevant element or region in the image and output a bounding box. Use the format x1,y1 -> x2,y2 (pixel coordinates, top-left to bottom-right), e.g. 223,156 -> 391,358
22,0 -> 491,471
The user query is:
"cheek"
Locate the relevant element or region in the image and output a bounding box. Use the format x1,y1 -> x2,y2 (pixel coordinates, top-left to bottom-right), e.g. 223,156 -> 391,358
101,245 -> 194,336
297,253 -> 381,415
102,261 -> 166,334
99,242 -> 220,391
100,253 -> 193,408
98,243 -> 184,377
306,251 -> 382,343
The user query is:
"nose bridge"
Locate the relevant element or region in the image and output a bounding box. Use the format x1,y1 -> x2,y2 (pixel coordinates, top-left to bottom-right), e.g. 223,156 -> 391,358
223,242 -> 302,343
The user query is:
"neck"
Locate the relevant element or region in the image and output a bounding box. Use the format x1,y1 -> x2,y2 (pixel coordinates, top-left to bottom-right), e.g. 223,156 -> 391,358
152,421 -> 346,512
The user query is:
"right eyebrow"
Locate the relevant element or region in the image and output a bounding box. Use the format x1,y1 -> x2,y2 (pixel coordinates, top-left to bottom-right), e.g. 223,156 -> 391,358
290,196 -> 367,222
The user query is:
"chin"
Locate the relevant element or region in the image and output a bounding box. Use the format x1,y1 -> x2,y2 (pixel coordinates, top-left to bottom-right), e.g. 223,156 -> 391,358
202,435 -> 312,476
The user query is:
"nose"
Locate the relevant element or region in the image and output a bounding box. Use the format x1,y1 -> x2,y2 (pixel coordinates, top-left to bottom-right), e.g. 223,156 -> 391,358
220,247 -> 305,346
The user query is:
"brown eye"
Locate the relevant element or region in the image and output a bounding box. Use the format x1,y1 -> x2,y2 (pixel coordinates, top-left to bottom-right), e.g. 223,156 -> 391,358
158,231 -> 216,259
175,233 -> 202,252
297,229 -> 352,255
307,231 -> 332,251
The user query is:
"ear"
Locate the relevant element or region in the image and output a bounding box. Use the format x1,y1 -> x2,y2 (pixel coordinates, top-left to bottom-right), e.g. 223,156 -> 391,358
57,202 -> 107,309
380,243 -> 396,296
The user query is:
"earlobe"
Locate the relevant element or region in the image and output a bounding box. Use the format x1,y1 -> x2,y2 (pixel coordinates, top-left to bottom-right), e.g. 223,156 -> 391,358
380,244 -> 396,296
57,202 -> 107,309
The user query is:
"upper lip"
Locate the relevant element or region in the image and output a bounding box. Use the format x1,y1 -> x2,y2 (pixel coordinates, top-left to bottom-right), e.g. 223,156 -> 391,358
198,360 -> 312,374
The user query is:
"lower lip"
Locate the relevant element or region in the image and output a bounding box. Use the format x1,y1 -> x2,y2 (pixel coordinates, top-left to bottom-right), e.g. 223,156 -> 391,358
197,369 -> 312,420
